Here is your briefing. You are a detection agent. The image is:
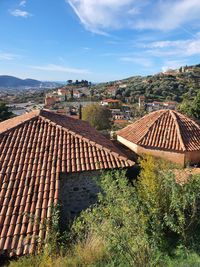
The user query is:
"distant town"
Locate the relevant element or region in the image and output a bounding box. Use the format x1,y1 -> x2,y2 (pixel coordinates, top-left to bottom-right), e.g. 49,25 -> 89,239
0,70 -> 184,129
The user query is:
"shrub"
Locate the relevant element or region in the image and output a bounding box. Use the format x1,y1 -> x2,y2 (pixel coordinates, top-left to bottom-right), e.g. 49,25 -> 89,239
9,157 -> 200,266
136,156 -> 200,252
72,171 -> 157,266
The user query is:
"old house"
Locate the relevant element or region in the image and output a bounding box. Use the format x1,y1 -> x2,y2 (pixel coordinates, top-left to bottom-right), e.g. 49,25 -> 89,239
117,109 -> 200,166
101,99 -> 121,109
57,88 -> 71,99
163,101 -> 177,110
146,101 -> 177,113
106,85 -> 118,97
0,110 -> 134,257
45,94 -> 61,106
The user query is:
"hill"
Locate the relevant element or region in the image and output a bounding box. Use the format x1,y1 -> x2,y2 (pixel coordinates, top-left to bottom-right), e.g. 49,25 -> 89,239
0,75 -> 61,88
0,75 -> 41,87
93,64 -> 200,102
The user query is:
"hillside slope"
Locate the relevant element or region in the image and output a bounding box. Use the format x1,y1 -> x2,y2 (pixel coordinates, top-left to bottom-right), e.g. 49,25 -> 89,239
94,64 -> 200,102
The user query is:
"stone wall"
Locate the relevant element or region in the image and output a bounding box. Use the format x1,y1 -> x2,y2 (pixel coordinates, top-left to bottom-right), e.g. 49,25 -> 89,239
59,171 -> 102,228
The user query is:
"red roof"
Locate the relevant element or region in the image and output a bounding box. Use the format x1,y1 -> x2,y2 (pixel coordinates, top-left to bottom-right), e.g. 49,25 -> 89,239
102,99 -> 120,103
114,120 -> 128,124
0,110 -> 134,257
117,109 -> 200,152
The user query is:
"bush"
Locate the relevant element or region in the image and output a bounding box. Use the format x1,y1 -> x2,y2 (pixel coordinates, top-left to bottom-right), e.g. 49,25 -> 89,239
136,156 -> 200,252
9,157 -> 200,266
72,170 -> 157,266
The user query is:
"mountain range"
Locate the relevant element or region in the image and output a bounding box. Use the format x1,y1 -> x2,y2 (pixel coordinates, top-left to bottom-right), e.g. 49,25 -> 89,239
0,75 -> 61,88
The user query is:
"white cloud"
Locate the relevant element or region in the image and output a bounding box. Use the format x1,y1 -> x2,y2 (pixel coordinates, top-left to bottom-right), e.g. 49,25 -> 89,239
10,9 -> 32,18
67,0 -> 200,34
19,0 -> 26,7
30,64 -> 91,74
67,0 -> 142,34
162,60 -> 187,72
136,0 -> 200,30
145,34 -> 200,57
0,52 -> 19,61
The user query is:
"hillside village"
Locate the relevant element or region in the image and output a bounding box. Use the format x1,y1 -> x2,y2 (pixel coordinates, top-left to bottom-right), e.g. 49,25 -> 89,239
1,64 -> 200,119
41,64 -> 200,118
2,0 -> 200,264
0,64 -> 200,266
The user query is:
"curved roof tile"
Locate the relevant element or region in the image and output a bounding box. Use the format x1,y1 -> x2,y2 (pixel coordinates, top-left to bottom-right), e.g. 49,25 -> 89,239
0,110 -> 134,257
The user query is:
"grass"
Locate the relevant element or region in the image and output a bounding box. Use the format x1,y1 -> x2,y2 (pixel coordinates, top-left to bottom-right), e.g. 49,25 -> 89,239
8,234 -> 108,267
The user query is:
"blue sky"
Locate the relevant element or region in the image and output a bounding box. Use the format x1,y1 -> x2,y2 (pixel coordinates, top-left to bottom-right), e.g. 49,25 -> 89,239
1,0 -> 200,82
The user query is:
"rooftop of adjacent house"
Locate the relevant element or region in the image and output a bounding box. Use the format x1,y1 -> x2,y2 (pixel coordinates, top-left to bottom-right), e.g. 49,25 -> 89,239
0,110 -> 134,257
102,99 -> 120,103
117,109 -> 200,152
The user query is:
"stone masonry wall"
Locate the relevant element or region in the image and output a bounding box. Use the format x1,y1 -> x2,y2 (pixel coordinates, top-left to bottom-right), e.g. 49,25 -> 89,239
59,171 -> 102,228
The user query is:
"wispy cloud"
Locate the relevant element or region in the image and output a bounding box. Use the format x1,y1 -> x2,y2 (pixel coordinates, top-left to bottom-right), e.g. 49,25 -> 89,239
0,52 -> 19,61
67,0 -> 142,35
30,64 -> 91,74
83,47 -> 91,51
135,0 -> 200,31
10,9 -> 32,18
19,0 -> 27,7
67,0 -> 200,34
145,33 -> 200,57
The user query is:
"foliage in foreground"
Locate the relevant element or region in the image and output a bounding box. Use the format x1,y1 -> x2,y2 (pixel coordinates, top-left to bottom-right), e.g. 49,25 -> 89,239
9,156 -> 200,266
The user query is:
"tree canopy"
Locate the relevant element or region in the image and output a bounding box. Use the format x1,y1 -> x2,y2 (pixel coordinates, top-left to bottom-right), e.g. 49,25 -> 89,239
0,102 -> 13,122
82,103 -> 111,130
178,91 -> 200,120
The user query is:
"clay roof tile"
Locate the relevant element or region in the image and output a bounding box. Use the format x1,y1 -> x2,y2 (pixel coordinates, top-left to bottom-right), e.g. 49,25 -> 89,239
0,109 -> 134,257
117,109 -> 200,152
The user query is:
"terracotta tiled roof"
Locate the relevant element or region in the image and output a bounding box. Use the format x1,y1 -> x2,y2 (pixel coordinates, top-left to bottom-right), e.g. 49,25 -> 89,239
114,120 -> 128,124
0,110 -> 134,257
117,109 -> 200,152
102,99 -> 120,103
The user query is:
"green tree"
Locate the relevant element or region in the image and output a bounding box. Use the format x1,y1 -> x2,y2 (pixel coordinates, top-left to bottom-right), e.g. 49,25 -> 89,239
191,90 -> 200,119
82,104 -> 111,130
67,79 -> 73,85
0,102 -> 13,122
136,156 -> 200,252
178,91 -> 200,119
178,96 -> 193,117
